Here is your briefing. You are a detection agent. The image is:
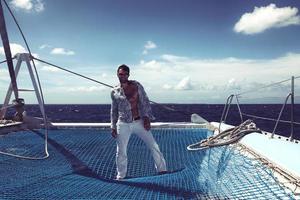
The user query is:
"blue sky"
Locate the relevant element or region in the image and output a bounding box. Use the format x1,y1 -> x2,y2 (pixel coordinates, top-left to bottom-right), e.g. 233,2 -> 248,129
1,0 -> 300,104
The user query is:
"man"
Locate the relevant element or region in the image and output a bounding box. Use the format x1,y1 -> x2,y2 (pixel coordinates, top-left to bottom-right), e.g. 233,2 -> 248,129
111,64 -> 167,180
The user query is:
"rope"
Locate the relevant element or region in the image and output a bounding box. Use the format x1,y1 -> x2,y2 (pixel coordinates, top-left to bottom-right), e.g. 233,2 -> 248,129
0,58 -> 7,64
33,57 -> 113,88
0,104 -> 14,110
237,78 -> 292,96
187,119 -> 261,150
237,143 -> 300,195
241,112 -> 300,125
1,0 -> 49,159
0,128 -> 49,160
33,57 -> 196,118
0,57 -> 15,65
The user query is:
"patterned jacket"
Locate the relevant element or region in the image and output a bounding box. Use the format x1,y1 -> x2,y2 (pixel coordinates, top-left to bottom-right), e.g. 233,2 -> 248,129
110,80 -> 154,129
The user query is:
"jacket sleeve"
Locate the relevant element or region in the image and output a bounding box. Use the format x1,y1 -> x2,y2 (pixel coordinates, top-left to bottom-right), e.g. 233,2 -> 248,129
137,82 -> 155,120
110,90 -> 118,129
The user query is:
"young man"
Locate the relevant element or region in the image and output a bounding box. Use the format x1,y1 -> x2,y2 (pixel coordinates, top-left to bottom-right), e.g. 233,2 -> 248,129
111,64 -> 167,180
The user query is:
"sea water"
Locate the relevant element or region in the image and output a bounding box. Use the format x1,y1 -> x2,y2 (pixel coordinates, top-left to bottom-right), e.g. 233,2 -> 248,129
3,104 -> 300,139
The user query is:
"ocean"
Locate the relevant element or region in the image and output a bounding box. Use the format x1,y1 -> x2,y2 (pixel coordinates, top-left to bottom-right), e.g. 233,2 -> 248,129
4,104 -> 300,140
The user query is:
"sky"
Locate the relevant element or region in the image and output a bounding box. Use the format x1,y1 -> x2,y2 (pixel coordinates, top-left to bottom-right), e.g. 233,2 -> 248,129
1,0 -> 300,104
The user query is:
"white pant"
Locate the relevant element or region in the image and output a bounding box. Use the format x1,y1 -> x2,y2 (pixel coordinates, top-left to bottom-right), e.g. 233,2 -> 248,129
116,119 -> 167,179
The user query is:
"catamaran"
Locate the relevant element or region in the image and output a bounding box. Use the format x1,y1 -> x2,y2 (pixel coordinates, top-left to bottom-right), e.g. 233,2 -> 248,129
0,1 -> 299,199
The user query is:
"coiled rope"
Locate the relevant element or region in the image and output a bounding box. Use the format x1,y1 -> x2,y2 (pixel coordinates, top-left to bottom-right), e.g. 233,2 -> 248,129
187,119 -> 261,150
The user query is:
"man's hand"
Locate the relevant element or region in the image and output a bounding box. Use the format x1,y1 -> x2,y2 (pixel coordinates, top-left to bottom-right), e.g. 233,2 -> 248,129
111,128 -> 117,138
143,117 -> 151,131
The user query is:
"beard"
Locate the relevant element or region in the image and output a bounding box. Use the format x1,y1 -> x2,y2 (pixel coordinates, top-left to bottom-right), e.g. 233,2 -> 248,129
119,78 -> 128,84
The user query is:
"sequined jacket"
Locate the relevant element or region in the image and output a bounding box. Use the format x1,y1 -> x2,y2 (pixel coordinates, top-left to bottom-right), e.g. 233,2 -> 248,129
110,80 -> 154,129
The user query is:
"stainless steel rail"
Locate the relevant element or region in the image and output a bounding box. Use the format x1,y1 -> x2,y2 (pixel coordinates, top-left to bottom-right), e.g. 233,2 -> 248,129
220,76 -> 298,141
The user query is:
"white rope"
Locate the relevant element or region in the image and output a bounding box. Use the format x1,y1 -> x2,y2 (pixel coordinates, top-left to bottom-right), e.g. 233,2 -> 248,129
0,129 -> 49,159
0,104 -> 14,110
187,120 -> 261,151
0,150 -> 49,160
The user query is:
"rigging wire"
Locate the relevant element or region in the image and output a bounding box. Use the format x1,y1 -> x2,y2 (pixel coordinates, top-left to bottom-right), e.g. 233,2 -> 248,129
33,57 -> 195,117
241,112 -> 300,125
33,57 -> 114,89
34,57 -> 300,124
0,57 -> 15,66
0,59 -> 6,64
237,78 -> 292,96
0,0 -> 18,99
0,58 -> 12,64
2,0 -> 49,159
1,57 -> 16,64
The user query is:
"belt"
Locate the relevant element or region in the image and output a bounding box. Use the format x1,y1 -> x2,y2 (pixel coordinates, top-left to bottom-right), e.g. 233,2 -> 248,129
133,116 -> 141,121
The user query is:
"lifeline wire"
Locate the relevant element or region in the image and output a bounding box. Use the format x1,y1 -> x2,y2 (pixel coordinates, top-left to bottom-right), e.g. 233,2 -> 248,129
241,112 -> 300,125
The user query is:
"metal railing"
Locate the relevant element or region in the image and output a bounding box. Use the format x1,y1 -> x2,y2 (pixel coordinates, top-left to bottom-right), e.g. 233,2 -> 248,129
219,76 -> 298,141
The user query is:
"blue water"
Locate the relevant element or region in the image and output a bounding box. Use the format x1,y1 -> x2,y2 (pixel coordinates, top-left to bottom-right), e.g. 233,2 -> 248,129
4,104 -> 300,139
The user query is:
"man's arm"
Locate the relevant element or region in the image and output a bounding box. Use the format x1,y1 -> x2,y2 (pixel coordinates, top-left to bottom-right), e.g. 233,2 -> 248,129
136,82 -> 153,131
110,90 -> 118,138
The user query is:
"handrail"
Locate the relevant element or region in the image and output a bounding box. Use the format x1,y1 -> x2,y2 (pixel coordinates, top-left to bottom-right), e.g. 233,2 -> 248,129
235,95 -> 243,123
220,76 -> 297,141
218,94 -> 234,132
272,76 -> 295,141
290,76 -> 294,141
271,93 -> 292,138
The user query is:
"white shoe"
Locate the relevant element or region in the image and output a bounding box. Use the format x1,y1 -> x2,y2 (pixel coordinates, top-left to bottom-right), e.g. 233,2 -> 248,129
115,176 -> 124,181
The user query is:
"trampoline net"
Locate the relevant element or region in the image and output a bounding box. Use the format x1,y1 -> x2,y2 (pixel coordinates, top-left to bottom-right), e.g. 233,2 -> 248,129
0,129 -> 47,158
0,128 -> 295,199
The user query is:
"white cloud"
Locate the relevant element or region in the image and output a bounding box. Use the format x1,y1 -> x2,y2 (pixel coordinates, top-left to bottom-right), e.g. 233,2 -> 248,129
67,86 -> 107,92
234,4 -> 300,34
145,41 -> 157,49
161,54 -> 188,63
227,78 -> 241,90
101,73 -> 107,78
142,41 -> 157,55
34,0 -> 44,12
39,44 -> 51,49
10,0 -> 45,13
0,68 -> 9,82
41,66 -> 59,72
5,52 -> 299,104
0,43 -> 27,57
132,52 -> 300,103
175,77 -> 193,90
51,48 -> 75,56
162,84 -> 172,90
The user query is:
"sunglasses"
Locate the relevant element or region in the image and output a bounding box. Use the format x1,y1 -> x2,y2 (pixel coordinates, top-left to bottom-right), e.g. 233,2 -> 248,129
118,73 -> 129,76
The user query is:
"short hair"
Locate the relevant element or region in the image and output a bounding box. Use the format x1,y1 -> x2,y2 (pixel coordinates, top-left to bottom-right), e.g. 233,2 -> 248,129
117,64 -> 130,74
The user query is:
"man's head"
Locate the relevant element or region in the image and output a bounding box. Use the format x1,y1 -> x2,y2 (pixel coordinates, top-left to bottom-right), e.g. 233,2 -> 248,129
117,64 -> 130,84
